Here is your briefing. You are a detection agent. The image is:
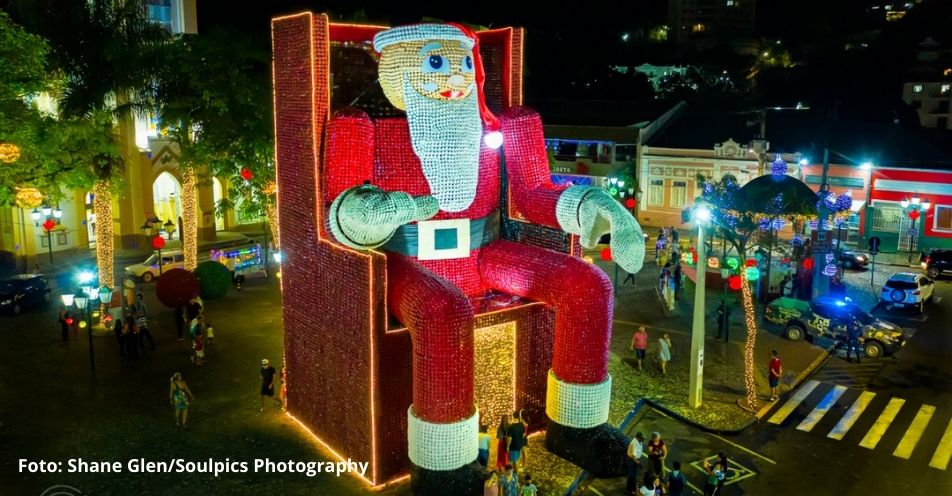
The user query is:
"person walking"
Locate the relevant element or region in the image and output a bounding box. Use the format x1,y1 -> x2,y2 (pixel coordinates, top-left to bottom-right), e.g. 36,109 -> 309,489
715,452 -> 729,493
768,350 -> 782,401
495,415 -> 510,470
506,410 -> 526,473
664,461 -> 686,496
626,432 -> 645,495
646,432 -> 667,476
478,424 -> 492,468
672,262 -> 683,300
498,464 -> 519,496
631,326 -> 649,371
259,358 -> 280,412
123,278 -> 137,308
169,372 -> 194,429
658,333 -> 672,377
58,306 -> 72,343
136,309 -> 156,351
702,459 -> 721,496
623,270 -> 637,285
517,410 -> 530,469
846,318 -> 863,364
520,474 -> 537,496
174,305 -> 186,342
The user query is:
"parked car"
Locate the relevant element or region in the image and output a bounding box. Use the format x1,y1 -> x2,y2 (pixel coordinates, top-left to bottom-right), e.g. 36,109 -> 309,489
922,249 -> 952,279
764,296 -> 905,358
832,241 -> 870,269
880,272 -> 934,313
0,274 -> 52,315
124,250 -> 185,282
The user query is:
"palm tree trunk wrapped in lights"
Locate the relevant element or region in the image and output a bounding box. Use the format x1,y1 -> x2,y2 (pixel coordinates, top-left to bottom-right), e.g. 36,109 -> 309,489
93,180 -> 114,287
265,202 -> 279,249
182,168 -> 198,271
740,269 -> 759,411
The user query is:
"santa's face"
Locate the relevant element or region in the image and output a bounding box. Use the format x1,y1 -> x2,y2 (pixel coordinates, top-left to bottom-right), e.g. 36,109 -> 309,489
378,39 -> 476,110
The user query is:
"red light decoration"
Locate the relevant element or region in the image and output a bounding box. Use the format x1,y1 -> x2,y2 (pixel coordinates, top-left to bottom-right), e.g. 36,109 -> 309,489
65,317 -> 74,325
728,275 -> 742,291
692,251 -> 698,264
42,219 -> 55,232
803,258 -> 815,270
600,247 -> 612,261
624,198 -> 636,209
745,259 -> 757,267
908,209 -> 920,221
240,167 -> 254,181
152,235 -> 166,250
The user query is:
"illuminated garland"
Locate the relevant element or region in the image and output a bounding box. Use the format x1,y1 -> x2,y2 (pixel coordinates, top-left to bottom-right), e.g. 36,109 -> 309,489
0,143 -> 21,163
93,181 -> 114,287
182,169 -> 198,271
740,268 -> 758,410
265,203 -> 280,250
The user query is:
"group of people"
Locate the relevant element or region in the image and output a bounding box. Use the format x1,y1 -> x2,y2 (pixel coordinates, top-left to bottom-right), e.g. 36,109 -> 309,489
480,410 -> 534,496
631,326 -> 673,377
627,430 -> 729,496
112,291 -> 156,359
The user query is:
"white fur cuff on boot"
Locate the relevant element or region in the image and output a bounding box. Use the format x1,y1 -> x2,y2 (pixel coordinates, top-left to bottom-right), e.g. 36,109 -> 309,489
407,406 -> 479,471
545,370 -> 612,429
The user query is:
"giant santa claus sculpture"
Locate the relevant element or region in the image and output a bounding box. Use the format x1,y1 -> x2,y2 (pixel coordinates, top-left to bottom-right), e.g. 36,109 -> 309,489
324,23 -> 645,494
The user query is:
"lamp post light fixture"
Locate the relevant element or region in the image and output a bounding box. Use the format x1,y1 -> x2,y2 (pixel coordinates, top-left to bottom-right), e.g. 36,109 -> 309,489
72,287 -> 96,373
901,194 -> 931,264
164,219 -> 176,240
53,207 -> 63,219
60,293 -> 74,308
689,205 -> 712,408
41,205 -> 52,217
30,208 -> 41,225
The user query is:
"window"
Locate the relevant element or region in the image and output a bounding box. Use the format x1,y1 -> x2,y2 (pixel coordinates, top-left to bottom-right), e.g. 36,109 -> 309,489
670,181 -> 688,207
912,84 -> 923,93
936,205 -> 952,231
648,179 -> 664,206
942,84 -> 951,95
872,204 -> 902,232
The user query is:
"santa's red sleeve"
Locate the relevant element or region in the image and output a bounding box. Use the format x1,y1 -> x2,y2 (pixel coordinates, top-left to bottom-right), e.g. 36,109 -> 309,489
500,106 -> 569,229
324,108 -> 375,204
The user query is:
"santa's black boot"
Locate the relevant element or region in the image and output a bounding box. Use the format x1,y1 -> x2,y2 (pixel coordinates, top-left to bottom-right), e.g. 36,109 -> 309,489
544,418 -> 629,477
410,461 -> 485,496
543,370 -> 628,477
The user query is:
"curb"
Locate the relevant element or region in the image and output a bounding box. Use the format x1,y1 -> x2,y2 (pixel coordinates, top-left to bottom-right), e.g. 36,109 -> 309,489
644,398 -> 758,435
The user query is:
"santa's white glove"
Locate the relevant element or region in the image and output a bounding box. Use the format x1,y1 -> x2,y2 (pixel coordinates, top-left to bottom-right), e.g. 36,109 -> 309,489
556,185 -> 645,274
329,183 -> 439,250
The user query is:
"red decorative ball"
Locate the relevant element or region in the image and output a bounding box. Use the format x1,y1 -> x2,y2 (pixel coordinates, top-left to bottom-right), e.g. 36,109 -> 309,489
43,219 -> 55,232
745,259 -> 757,267
65,317 -> 74,325
600,247 -> 612,261
692,252 -> 698,264
155,268 -> 200,308
803,258 -> 815,270
152,235 -> 166,249
624,198 -> 636,209
908,209 -> 920,221
240,167 -> 254,181
728,275 -> 742,291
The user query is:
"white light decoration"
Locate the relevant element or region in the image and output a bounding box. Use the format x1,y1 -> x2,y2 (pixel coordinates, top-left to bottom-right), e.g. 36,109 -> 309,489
695,206 -> 712,223
617,180 -> 625,188
60,294 -> 74,307
912,195 -> 921,205
901,198 -> 910,209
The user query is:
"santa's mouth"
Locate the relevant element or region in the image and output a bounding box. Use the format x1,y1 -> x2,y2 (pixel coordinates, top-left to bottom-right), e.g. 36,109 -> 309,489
439,89 -> 466,99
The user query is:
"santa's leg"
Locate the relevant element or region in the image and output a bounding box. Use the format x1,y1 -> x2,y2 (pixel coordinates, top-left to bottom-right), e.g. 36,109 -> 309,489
480,240 -> 628,477
387,253 -> 483,496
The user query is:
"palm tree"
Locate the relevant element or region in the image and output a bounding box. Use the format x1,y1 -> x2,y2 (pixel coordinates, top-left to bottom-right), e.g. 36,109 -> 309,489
11,0 -> 169,287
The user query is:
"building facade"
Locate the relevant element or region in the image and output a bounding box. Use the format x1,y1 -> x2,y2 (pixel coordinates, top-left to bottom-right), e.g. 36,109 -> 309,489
902,81 -> 952,130
866,167 -> 952,253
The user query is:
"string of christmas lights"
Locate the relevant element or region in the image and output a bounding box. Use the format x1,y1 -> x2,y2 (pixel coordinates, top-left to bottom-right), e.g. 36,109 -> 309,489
93,181 -> 114,288
265,203 -> 280,250
740,268 -> 758,411
182,169 -> 198,271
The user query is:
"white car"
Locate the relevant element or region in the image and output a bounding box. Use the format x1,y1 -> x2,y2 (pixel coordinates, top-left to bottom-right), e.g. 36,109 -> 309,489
124,250 -> 185,282
881,272 -> 935,313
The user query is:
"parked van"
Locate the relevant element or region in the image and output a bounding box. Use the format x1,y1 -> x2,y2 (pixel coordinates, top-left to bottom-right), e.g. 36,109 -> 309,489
124,250 -> 185,282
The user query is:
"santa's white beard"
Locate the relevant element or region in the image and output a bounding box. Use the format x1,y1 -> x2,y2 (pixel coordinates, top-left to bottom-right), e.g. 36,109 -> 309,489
404,78 -> 481,213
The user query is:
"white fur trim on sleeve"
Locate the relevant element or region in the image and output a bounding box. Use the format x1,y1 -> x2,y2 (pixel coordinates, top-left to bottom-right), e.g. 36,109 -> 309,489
545,370 -> 612,429
407,406 -> 479,471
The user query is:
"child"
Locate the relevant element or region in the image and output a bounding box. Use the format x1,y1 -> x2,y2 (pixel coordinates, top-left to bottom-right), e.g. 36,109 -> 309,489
191,331 -> 206,366
478,424 -> 492,468
484,470 -> 500,496
520,474 -> 537,496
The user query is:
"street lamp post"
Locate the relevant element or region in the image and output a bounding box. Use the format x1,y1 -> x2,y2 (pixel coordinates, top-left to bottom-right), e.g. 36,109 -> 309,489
901,195 -> 931,264
689,206 -> 712,409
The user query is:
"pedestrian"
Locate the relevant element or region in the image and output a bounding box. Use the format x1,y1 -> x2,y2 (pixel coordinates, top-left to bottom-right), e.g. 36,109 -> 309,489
702,459 -> 721,496
623,270 -> 637,285
664,461 -> 686,496
781,275 -> 794,297
259,358 -> 280,412
174,305 -> 185,341
846,318 -> 863,364
520,473 -> 537,496
640,473 -> 662,496
659,262 -> 671,294
478,424 -> 492,468
498,464 -> 518,496
58,306 -> 72,342
517,410 -> 530,469
671,226 -> 680,245
647,432 -> 667,476
134,291 -> 149,318
123,278 -> 137,308
188,312 -> 203,342
484,469 -> 500,496
113,317 -> 126,358
716,452 -> 729,493
672,262 -> 683,300
496,415 -> 510,470
169,372 -> 194,429
191,330 -> 206,366
658,333 -> 672,377
124,312 -> 139,358
768,350 -> 782,401
631,326 -> 649,371
506,410 -> 526,473
136,308 -> 156,351
626,432 -> 645,495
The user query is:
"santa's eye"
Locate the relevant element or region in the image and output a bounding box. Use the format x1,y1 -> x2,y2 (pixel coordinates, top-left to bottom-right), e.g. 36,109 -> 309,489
422,55 -> 449,74
462,56 -> 474,73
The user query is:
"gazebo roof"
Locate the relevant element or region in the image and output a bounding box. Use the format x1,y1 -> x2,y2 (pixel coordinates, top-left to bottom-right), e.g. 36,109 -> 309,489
734,174 -> 818,216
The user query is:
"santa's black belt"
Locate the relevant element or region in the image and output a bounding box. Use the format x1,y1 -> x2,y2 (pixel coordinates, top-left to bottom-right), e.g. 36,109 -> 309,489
382,210 -> 499,260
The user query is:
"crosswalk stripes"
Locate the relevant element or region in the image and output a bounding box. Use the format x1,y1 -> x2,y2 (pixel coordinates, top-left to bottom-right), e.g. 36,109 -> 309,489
766,381 -> 951,471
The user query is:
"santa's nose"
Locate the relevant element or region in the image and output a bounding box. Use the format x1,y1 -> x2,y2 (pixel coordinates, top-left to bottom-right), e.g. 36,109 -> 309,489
447,74 -> 465,88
